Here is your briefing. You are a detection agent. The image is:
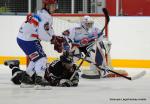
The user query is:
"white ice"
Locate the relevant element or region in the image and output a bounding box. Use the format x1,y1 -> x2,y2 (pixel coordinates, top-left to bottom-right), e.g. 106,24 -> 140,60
0,65 -> 150,104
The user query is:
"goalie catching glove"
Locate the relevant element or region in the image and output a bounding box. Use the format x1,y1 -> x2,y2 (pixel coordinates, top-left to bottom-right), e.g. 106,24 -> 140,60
51,36 -> 65,53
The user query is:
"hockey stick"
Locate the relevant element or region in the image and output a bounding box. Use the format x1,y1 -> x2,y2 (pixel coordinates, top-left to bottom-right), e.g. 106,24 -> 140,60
70,41 -> 96,80
100,8 -> 110,35
95,64 -> 146,80
70,55 -> 87,80
73,55 -> 146,80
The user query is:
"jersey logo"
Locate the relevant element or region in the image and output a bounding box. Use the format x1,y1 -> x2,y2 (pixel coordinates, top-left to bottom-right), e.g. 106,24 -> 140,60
80,38 -> 89,45
29,51 -> 39,61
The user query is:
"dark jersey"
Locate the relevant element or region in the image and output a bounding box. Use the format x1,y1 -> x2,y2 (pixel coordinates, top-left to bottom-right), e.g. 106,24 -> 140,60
44,60 -> 79,86
11,60 -> 79,87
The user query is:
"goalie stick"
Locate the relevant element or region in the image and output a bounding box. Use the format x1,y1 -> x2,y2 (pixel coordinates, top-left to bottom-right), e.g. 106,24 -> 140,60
100,8 -> 110,36
70,54 -> 87,80
73,56 -> 146,81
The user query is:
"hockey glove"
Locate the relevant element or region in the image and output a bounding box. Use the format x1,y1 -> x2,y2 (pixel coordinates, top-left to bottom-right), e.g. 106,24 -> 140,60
59,79 -> 73,87
51,36 -> 65,53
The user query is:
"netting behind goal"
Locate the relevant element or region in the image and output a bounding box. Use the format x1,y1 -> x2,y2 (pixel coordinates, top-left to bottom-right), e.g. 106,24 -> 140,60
28,14 -> 108,66
53,13 -> 107,37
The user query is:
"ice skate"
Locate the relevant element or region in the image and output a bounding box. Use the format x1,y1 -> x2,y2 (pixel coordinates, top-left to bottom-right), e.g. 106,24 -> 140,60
4,60 -> 20,69
20,72 -> 34,88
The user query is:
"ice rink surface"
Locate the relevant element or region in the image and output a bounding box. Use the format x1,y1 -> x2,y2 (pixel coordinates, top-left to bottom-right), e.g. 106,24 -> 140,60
0,65 -> 150,104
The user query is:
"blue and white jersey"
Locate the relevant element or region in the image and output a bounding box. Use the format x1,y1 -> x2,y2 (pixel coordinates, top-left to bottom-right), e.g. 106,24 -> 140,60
17,9 -> 55,42
63,25 -> 102,47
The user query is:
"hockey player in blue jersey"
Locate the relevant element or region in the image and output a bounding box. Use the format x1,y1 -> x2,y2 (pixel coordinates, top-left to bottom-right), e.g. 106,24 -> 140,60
16,0 -> 65,86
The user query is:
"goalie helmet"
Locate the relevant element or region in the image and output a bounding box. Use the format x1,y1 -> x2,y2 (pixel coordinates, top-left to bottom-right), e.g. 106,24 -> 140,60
81,15 -> 94,30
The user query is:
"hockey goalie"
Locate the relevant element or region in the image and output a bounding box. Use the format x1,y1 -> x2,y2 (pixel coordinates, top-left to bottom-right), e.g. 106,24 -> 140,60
62,15 -> 127,79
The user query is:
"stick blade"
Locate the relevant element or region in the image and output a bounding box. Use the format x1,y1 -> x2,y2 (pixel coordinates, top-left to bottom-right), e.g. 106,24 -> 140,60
131,70 -> 146,80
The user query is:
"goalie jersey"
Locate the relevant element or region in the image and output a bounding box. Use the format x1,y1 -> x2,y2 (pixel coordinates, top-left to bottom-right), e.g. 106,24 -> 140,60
63,25 -> 103,47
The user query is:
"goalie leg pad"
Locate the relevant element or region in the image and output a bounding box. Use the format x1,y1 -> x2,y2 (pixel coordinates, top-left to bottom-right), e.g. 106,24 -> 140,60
81,69 -> 101,79
101,39 -> 111,54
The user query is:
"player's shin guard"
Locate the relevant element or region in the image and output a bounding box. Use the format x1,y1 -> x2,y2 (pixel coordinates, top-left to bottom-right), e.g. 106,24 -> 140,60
26,61 -> 35,77
34,57 -> 47,77
34,57 -> 50,86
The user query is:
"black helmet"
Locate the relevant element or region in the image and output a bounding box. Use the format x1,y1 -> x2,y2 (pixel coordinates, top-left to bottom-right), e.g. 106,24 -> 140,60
60,52 -> 73,64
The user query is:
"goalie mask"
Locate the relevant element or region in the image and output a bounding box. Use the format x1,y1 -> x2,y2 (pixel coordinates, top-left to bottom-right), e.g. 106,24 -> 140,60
81,16 -> 94,30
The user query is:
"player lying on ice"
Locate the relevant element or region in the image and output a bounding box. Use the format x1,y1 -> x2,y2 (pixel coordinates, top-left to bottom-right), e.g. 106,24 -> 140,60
62,15 -> 112,79
4,52 -> 79,87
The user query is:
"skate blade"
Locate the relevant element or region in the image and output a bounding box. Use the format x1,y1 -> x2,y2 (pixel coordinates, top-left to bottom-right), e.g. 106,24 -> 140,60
20,83 -> 34,88
34,85 -> 52,90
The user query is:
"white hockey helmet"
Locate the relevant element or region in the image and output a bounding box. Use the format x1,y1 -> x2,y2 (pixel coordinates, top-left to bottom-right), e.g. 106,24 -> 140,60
81,15 -> 94,29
